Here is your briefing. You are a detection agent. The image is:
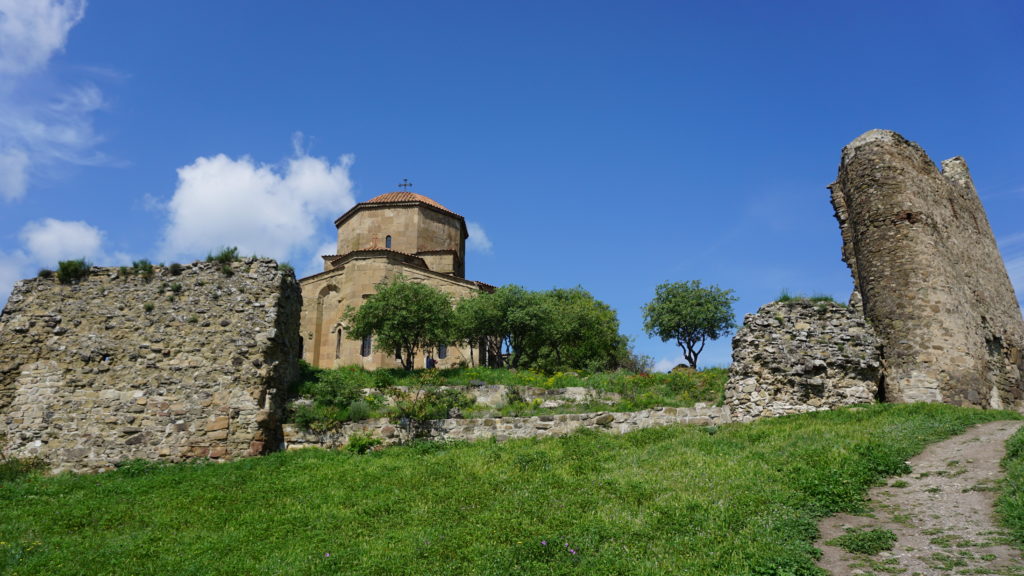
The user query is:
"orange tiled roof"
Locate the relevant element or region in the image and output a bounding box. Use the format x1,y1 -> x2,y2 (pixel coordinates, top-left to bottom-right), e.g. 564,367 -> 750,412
364,192 -> 462,218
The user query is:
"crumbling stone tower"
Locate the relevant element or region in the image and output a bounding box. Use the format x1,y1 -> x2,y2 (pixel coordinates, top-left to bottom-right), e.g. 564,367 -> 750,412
830,130 -> 1024,409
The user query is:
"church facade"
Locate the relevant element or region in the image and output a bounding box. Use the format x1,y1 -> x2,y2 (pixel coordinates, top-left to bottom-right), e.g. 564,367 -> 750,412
298,190 -> 492,369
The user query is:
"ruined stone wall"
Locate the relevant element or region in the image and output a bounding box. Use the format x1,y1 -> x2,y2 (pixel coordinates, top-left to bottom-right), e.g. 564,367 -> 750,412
725,300 -> 881,421
0,259 -> 300,473
830,130 -> 1024,408
282,404 -> 730,449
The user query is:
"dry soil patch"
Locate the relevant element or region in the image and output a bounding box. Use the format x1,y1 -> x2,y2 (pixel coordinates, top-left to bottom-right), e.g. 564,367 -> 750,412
817,420 -> 1024,575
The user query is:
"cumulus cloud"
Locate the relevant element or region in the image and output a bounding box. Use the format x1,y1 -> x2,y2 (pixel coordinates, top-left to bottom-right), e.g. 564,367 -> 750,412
0,217 -> 117,308
304,240 -> 338,278
19,217 -> 103,263
159,139 -> 355,263
0,0 -> 104,201
466,221 -> 492,253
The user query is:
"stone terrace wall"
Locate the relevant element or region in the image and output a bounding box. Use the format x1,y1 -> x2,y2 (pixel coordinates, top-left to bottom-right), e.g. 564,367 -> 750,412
725,300 -> 881,422
0,259 -> 300,473
283,404 -> 730,450
830,130 -> 1024,408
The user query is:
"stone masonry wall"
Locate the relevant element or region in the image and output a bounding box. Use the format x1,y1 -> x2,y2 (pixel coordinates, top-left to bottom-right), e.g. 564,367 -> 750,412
830,130 -> 1024,408
282,404 -> 730,450
725,300 -> 881,422
0,259 -> 300,473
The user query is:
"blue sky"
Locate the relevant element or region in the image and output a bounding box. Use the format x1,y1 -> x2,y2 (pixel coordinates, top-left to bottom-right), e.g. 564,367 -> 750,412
1,1 -> 1022,370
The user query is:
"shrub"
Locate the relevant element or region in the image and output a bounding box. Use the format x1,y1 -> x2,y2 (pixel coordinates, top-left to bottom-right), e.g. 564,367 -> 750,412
168,262 -> 184,276
206,247 -> 239,276
169,283 -> 183,294
132,259 -> 155,281
278,262 -> 294,275
346,432 -> 381,454
57,259 -> 91,285
347,399 -> 372,421
37,268 -> 53,279
143,302 -> 154,313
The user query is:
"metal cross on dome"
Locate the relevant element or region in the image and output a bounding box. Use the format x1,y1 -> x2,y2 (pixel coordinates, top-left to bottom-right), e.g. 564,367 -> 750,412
398,178 -> 413,190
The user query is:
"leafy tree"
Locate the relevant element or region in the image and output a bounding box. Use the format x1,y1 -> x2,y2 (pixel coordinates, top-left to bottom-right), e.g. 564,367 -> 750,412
642,280 -> 738,369
453,285 -> 546,369
454,285 -> 629,372
529,287 -> 627,373
344,276 -> 454,370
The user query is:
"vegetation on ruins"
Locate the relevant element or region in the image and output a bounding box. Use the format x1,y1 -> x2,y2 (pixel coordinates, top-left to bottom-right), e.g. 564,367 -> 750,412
642,280 -> 738,368
131,259 -> 155,280
286,362 -> 728,430
776,290 -> 840,305
206,246 -> 240,276
344,277 -> 455,370
1,404 -> 1017,575
55,259 -> 90,285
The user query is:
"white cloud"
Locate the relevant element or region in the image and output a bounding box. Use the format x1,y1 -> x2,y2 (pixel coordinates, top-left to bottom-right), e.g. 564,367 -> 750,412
0,0 -> 105,201
19,217 -> 103,264
0,148 -> 29,200
159,139 -> 355,263
303,240 -> 337,278
0,249 -> 31,307
653,355 -> 683,373
0,216 -> 118,309
466,221 -> 492,253
0,0 -> 85,75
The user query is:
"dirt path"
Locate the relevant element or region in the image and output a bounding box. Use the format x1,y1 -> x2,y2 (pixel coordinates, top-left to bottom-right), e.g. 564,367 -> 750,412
816,420 -> 1024,575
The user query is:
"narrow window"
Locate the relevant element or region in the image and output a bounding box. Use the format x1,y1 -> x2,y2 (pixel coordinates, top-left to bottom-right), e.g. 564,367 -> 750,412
361,334 -> 372,357
335,329 -> 343,359
385,235 -> 392,249
437,344 -> 448,360
395,347 -> 402,360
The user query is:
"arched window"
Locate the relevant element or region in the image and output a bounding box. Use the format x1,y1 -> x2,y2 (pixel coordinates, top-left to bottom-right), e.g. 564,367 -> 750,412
360,335 -> 372,357
437,344 -> 448,360
385,235 -> 392,249
335,328 -> 343,359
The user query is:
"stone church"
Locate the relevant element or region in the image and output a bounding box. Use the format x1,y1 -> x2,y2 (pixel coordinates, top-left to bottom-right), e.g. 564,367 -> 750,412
298,188 -> 492,369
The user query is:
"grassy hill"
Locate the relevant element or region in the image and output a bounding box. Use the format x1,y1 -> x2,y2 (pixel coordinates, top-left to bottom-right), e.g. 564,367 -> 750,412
2,403 -> 1020,575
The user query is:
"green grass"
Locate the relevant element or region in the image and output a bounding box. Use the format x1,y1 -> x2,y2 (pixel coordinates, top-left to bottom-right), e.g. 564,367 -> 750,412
1,403 -> 1017,575
288,364 -> 729,429
825,527 -> 897,555
997,423 -> 1024,545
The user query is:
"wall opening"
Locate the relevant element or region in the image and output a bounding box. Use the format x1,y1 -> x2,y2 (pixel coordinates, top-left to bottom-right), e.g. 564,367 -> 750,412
385,235 -> 392,249
361,335 -> 373,357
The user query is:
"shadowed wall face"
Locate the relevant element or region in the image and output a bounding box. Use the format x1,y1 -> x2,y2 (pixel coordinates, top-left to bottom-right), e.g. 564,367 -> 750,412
830,130 -> 1024,408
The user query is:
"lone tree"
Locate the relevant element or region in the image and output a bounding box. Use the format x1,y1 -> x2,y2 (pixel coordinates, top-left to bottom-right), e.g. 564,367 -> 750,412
642,280 -> 738,369
344,276 -> 454,370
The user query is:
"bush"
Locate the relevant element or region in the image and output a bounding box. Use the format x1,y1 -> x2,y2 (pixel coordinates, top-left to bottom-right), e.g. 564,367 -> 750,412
168,262 -> 184,276
347,399 -> 372,421
37,268 -> 54,279
207,247 -> 239,276
346,433 -> 382,454
132,259 -> 155,281
278,262 -> 294,275
56,259 -> 91,285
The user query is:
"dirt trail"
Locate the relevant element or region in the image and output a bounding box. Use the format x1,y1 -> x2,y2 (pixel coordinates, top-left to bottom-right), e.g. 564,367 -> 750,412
816,420 -> 1024,575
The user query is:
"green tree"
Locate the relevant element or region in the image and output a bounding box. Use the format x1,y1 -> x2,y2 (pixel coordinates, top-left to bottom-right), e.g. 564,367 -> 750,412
642,280 -> 738,369
530,287 -> 627,373
344,276 -> 454,370
453,285 -> 629,372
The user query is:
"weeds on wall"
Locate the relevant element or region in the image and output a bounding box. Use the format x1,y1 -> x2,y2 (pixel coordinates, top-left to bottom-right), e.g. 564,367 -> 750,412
206,247 -> 239,276
56,259 -> 91,285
